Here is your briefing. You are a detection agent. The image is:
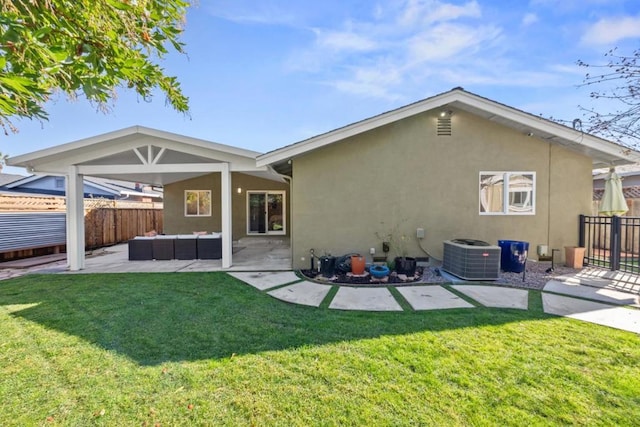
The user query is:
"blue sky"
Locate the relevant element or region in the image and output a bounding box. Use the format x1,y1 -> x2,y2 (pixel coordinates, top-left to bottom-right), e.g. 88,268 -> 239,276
2,0 -> 640,174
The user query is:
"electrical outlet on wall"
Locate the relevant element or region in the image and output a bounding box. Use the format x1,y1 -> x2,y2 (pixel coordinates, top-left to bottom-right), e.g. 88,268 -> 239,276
416,228 -> 425,239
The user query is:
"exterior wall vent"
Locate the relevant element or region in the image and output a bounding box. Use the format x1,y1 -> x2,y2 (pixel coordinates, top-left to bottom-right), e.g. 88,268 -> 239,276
437,117 -> 452,136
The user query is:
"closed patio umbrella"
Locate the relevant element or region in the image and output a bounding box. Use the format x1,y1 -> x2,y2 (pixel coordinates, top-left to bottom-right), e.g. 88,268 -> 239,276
599,168 -> 628,216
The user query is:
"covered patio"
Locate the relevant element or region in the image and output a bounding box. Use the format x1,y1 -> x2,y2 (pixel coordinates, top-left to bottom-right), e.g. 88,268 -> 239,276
76,237 -> 291,273
8,126 -> 290,271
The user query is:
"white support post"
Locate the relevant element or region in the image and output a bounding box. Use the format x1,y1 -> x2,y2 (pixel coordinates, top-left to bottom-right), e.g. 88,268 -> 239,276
66,166 -> 85,271
220,163 -> 233,268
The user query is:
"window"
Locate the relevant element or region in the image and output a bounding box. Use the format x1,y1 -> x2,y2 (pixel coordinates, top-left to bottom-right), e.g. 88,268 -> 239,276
54,177 -> 65,189
185,190 -> 211,217
479,172 -> 535,215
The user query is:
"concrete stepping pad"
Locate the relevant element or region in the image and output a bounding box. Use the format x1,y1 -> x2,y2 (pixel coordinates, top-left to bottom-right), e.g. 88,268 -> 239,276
268,281 -> 333,307
397,285 -> 474,310
542,293 -> 640,334
544,280 -> 639,307
452,285 -> 529,310
330,287 -> 402,311
229,271 -> 302,290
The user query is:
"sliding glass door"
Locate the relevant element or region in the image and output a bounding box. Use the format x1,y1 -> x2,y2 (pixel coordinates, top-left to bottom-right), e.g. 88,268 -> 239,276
247,191 -> 286,235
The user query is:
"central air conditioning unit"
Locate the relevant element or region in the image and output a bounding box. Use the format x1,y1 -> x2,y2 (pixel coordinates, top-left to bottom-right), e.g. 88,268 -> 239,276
442,239 -> 501,280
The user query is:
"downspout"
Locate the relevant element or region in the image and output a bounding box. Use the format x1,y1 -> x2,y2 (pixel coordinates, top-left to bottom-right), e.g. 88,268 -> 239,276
547,144 -> 552,252
282,174 -> 293,270
267,164 -> 293,269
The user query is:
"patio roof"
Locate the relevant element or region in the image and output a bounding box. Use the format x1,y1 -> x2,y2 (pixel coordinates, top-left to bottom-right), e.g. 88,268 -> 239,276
7,126 -> 285,272
257,87 -> 640,171
8,126 -> 285,185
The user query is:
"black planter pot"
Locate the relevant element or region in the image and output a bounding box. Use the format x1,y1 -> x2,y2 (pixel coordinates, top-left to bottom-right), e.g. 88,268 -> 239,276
394,256 -> 417,276
319,256 -> 336,277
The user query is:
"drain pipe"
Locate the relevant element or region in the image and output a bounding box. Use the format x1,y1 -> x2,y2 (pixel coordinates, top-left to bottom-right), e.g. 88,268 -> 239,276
416,230 -> 441,265
309,248 -> 315,270
417,238 -> 441,263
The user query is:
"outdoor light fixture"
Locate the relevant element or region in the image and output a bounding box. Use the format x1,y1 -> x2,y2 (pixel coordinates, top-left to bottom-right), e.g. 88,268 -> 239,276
439,110 -> 453,118
237,187 -> 242,194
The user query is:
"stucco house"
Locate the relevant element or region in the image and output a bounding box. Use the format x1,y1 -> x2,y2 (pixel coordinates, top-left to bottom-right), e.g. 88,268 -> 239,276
257,88 -> 640,269
8,88 -> 640,271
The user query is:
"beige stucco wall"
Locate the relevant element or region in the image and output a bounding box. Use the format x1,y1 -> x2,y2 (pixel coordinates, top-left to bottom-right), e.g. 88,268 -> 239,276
290,109 -> 593,269
164,172 -> 289,239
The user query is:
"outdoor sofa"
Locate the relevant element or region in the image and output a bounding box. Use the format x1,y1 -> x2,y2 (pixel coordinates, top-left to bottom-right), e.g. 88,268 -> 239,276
128,233 -> 222,260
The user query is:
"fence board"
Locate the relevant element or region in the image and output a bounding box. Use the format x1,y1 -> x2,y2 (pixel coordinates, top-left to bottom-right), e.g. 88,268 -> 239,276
84,208 -> 163,249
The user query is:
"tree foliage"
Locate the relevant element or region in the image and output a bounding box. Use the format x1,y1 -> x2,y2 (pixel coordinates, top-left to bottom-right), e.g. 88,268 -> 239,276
0,0 -> 190,133
578,48 -> 640,145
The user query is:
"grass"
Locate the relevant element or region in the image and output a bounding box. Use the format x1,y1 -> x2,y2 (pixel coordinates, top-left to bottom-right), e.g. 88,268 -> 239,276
0,272 -> 639,426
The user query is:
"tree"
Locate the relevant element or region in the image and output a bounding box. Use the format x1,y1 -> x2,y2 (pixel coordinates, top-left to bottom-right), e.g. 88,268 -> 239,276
0,0 -> 190,134
577,48 -> 640,146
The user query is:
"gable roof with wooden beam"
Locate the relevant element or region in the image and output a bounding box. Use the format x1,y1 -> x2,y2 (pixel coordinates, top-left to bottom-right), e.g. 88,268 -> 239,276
8,126 -> 285,185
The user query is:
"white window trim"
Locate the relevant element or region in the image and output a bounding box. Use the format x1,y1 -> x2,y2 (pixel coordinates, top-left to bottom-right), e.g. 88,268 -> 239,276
246,190 -> 286,235
479,171 -> 536,216
184,190 -> 212,217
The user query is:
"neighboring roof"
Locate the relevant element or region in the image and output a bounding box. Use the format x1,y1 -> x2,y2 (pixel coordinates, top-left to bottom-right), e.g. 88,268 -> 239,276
593,163 -> 640,180
593,186 -> 640,201
8,126 -> 285,185
86,176 -> 163,199
4,174 -> 163,198
0,173 -> 26,187
256,87 -> 640,170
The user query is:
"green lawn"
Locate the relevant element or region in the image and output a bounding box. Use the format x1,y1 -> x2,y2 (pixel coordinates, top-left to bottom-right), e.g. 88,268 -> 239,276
0,273 -> 638,426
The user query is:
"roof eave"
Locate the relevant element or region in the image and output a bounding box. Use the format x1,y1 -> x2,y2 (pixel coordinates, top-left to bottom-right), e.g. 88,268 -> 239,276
256,88 -> 640,168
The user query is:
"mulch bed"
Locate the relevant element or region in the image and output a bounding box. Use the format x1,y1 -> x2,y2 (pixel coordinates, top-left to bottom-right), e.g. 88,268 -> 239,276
300,266 -> 447,285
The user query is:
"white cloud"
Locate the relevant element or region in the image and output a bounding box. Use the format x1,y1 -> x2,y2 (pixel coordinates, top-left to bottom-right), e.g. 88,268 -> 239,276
398,0 -> 481,27
407,24 -> 501,63
328,64 -> 404,100
285,0 -> 506,99
522,13 -> 538,26
581,16 -> 640,46
530,0 -> 619,8
315,29 -> 378,52
202,0 -> 304,26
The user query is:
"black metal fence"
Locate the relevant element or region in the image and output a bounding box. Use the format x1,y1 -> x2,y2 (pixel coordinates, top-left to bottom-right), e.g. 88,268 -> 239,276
579,214 -> 640,274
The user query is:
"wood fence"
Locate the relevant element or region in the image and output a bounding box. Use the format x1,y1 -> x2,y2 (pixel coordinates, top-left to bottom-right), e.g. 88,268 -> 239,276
85,208 -> 163,249
0,194 -> 163,260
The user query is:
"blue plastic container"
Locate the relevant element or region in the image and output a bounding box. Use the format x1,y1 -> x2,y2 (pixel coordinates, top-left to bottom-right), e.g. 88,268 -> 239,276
498,240 -> 529,273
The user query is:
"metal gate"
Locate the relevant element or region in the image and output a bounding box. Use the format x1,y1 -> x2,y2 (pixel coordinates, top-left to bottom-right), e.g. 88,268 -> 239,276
579,214 -> 640,274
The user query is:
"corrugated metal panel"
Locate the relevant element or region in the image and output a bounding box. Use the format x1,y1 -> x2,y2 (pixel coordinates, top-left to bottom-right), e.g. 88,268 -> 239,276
0,212 -> 66,252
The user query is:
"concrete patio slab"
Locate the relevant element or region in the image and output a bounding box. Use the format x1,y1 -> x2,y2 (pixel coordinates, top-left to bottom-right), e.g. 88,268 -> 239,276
268,281 -> 333,307
397,285 -> 474,310
79,256 -> 198,273
229,271 -> 302,291
542,293 -> 640,334
453,285 -> 529,310
544,280 -> 640,308
329,287 -> 402,311
558,267 -> 640,295
0,253 -> 67,269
